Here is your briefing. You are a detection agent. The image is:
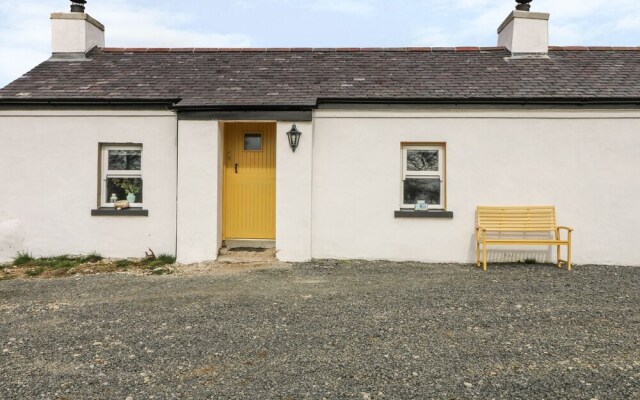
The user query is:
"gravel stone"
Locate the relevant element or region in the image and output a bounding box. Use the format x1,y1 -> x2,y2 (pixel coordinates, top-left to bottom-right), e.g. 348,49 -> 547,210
1,261 -> 639,399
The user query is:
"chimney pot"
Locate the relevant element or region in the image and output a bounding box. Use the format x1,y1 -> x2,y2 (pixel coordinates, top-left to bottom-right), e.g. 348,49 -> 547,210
70,0 -> 87,13
516,0 -> 532,12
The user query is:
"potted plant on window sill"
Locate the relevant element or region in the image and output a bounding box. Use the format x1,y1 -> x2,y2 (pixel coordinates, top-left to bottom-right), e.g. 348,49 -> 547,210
113,179 -> 141,204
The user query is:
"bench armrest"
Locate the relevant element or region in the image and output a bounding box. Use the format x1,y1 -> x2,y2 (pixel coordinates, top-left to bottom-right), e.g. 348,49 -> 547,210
556,226 -> 574,232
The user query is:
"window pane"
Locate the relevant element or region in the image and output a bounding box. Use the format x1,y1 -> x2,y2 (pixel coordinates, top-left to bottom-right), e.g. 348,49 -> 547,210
106,178 -> 143,204
404,178 -> 441,205
244,134 -> 262,151
406,150 -> 438,172
108,150 -> 141,171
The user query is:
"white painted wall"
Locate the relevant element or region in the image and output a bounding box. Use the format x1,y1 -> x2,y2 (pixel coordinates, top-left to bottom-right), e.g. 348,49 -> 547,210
2,108 -> 638,266
311,108 -> 640,266
176,120 -> 222,264
276,121 -> 313,262
51,13 -> 105,54
0,110 -> 177,262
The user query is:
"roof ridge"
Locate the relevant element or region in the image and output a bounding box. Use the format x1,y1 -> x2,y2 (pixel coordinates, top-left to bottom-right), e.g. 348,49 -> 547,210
99,46 -> 640,54
100,46 -> 508,54
549,46 -> 640,51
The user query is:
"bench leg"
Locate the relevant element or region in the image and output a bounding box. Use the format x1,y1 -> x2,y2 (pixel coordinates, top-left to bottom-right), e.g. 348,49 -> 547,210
557,244 -> 562,269
567,241 -> 572,272
483,242 -> 488,272
476,240 -> 480,267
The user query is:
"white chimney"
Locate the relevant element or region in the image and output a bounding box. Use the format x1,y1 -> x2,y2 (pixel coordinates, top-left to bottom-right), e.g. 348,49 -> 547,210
498,0 -> 549,55
51,1 -> 105,56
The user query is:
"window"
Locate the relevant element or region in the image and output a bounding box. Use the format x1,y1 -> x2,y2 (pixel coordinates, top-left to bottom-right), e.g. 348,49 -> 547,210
244,133 -> 262,151
101,145 -> 143,207
402,144 -> 445,209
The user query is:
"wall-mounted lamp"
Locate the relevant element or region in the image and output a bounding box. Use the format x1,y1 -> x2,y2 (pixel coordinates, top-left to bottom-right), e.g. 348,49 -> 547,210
286,124 -> 302,153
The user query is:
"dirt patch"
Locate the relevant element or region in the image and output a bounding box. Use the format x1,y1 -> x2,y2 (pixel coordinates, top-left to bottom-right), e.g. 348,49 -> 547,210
177,249 -> 289,276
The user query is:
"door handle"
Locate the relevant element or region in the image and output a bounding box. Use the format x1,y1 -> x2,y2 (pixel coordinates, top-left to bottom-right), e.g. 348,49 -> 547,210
235,163 -> 238,174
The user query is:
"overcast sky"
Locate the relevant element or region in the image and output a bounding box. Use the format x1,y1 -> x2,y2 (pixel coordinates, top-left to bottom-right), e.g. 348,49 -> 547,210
0,0 -> 639,87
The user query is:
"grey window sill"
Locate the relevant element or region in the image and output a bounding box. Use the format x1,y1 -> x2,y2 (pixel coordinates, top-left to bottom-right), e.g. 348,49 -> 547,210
91,208 -> 149,217
395,210 -> 454,219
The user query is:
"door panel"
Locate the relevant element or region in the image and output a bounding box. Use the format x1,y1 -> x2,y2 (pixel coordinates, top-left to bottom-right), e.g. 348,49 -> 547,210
223,122 -> 276,239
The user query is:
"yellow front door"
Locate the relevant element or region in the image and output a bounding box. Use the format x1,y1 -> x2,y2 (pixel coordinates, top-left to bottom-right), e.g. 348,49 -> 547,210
223,122 -> 276,239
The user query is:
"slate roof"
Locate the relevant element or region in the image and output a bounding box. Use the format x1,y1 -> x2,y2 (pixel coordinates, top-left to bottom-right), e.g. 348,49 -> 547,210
1,46 -> 640,108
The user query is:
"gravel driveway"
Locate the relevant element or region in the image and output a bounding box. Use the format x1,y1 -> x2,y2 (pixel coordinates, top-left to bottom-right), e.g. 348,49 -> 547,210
1,261 -> 639,399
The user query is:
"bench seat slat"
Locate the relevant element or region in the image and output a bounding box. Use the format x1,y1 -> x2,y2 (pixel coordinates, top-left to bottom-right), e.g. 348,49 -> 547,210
485,239 -> 569,245
481,228 -> 557,232
479,211 -> 556,215
480,217 -> 556,219
478,206 -> 556,209
482,222 -> 556,225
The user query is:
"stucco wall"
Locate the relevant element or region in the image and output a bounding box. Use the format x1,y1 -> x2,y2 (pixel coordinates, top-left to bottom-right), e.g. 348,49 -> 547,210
311,108 -> 640,265
176,120 -> 222,264
276,121 -> 313,262
0,110 -> 177,262
2,107 -> 639,266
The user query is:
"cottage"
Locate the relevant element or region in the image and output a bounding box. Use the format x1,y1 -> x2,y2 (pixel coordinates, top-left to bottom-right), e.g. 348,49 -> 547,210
1,0 -> 639,265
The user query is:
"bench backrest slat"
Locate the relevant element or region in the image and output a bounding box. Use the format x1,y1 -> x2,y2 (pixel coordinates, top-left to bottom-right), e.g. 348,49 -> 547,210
477,206 -> 557,231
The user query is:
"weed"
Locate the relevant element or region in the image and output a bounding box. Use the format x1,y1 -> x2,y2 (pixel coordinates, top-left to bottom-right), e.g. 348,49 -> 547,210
143,254 -> 176,268
15,253 -> 100,272
25,267 -> 45,277
156,254 -> 177,265
13,252 -> 34,266
524,258 -> 537,264
82,252 -> 104,263
115,259 -> 134,268
51,260 -> 78,270
147,260 -> 164,268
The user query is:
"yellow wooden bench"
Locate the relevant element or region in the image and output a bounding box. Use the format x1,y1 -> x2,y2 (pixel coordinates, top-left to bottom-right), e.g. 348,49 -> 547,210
476,206 -> 573,271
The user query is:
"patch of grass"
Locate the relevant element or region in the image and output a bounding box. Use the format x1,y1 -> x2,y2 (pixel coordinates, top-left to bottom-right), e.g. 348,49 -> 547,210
14,253 -> 103,275
11,252 -> 176,279
147,260 -> 164,268
524,258 -> 537,264
50,260 -> 78,270
33,255 -> 80,270
115,259 -> 134,269
13,251 -> 34,266
81,252 -> 104,263
25,267 -> 45,277
157,254 -> 177,265
143,254 -> 176,268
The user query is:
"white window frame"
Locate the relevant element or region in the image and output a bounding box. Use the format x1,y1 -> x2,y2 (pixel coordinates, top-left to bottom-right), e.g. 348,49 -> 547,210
100,144 -> 143,208
401,144 -> 445,210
